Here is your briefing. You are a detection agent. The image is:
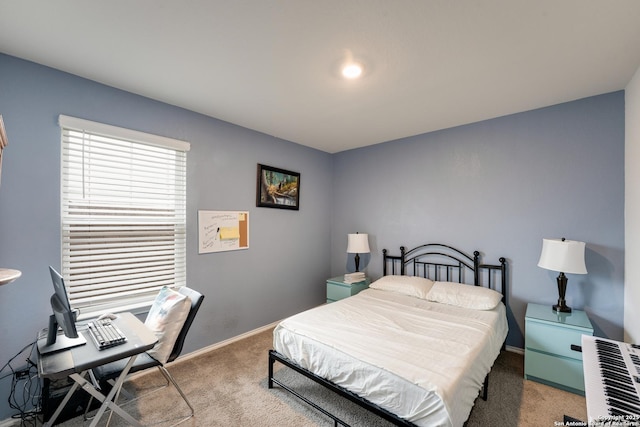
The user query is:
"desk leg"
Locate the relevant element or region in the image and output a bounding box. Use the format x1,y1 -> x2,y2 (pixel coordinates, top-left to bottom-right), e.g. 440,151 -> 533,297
45,355 -> 142,427
43,379 -> 82,427
82,354 -> 141,427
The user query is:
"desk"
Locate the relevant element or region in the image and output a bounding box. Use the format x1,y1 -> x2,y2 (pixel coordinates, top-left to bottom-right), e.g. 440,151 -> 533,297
38,312 -> 157,427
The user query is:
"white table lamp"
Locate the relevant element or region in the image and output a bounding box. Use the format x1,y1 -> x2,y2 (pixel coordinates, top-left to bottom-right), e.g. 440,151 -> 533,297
537,238 -> 587,313
347,233 -> 370,272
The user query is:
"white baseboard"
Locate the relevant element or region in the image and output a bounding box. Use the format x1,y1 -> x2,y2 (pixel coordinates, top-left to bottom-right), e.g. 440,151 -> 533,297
171,320 -> 280,364
127,320 -> 281,380
171,323 -> 526,365
505,345 -> 524,355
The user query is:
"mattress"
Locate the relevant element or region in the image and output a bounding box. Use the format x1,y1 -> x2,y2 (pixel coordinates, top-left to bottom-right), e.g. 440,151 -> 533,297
273,288 -> 508,427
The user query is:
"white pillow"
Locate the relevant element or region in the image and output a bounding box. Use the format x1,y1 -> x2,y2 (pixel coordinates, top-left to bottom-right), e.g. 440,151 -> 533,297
426,281 -> 503,310
145,286 -> 191,363
369,275 -> 435,299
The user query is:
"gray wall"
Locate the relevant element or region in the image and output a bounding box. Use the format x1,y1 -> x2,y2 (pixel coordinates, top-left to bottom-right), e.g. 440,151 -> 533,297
331,92 -> 625,349
0,54 -> 332,420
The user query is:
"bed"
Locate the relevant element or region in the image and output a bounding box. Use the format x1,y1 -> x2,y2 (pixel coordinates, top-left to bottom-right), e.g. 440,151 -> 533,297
268,243 -> 508,427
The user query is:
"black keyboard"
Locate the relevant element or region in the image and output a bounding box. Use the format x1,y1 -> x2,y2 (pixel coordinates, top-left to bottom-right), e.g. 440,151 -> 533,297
87,318 -> 127,350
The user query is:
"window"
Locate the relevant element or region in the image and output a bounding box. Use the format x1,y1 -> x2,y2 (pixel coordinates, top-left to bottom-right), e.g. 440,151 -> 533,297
59,115 -> 189,318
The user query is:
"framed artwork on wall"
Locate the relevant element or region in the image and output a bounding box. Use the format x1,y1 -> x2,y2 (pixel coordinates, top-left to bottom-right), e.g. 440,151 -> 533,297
256,163 -> 300,210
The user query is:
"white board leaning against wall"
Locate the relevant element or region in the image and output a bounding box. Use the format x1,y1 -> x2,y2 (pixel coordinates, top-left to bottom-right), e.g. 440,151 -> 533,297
198,210 -> 249,254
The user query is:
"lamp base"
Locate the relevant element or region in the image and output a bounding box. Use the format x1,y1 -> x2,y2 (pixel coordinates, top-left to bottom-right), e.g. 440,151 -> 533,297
553,272 -> 571,313
553,300 -> 572,313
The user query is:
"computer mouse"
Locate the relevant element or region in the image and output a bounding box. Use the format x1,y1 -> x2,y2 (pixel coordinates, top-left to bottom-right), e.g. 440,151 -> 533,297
98,313 -> 117,320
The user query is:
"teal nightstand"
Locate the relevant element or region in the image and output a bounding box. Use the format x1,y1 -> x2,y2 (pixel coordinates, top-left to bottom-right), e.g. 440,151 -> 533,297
524,303 -> 593,395
326,276 -> 370,303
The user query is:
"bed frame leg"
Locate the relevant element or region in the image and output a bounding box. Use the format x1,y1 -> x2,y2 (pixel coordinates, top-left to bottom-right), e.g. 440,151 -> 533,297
268,351 -> 275,389
482,374 -> 489,401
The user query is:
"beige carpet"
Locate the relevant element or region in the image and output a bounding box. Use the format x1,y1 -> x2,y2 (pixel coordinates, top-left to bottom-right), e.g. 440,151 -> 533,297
47,327 -> 587,426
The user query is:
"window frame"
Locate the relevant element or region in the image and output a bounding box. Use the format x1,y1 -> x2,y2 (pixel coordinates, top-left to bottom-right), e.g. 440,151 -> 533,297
58,115 -> 190,319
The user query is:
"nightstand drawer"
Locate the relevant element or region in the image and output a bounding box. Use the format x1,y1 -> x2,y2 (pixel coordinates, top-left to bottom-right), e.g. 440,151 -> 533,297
525,319 -> 586,361
525,349 -> 585,392
327,283 -> 354,301
327,282 -> 369,300
326,277 -> 370,303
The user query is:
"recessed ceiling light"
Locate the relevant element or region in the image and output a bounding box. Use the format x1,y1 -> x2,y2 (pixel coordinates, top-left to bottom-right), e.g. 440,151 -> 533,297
342,63 -> 363,79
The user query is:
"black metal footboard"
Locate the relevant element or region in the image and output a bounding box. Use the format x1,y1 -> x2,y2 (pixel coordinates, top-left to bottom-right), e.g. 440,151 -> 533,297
269,350 -> 417,427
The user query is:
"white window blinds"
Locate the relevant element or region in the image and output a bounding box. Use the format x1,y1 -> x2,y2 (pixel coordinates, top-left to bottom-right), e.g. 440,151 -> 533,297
59,115 -> 190,317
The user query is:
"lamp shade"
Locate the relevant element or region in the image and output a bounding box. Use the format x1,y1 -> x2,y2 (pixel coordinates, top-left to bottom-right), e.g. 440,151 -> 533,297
347,233 -> 370,254
537,238 -> 587,274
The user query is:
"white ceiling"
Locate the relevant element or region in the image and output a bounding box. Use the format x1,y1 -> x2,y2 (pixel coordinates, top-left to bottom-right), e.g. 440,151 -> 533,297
1,1 -> 640,153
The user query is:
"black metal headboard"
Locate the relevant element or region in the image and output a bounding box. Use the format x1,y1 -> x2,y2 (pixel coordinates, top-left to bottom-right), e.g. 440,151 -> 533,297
382,243 -> 507,301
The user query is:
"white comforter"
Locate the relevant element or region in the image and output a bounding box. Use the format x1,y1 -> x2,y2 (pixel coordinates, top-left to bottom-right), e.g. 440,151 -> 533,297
273,288 -> 508,427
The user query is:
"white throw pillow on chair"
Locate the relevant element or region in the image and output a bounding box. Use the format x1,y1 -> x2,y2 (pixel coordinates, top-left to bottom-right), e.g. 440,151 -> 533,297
144,286 -> 191,364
